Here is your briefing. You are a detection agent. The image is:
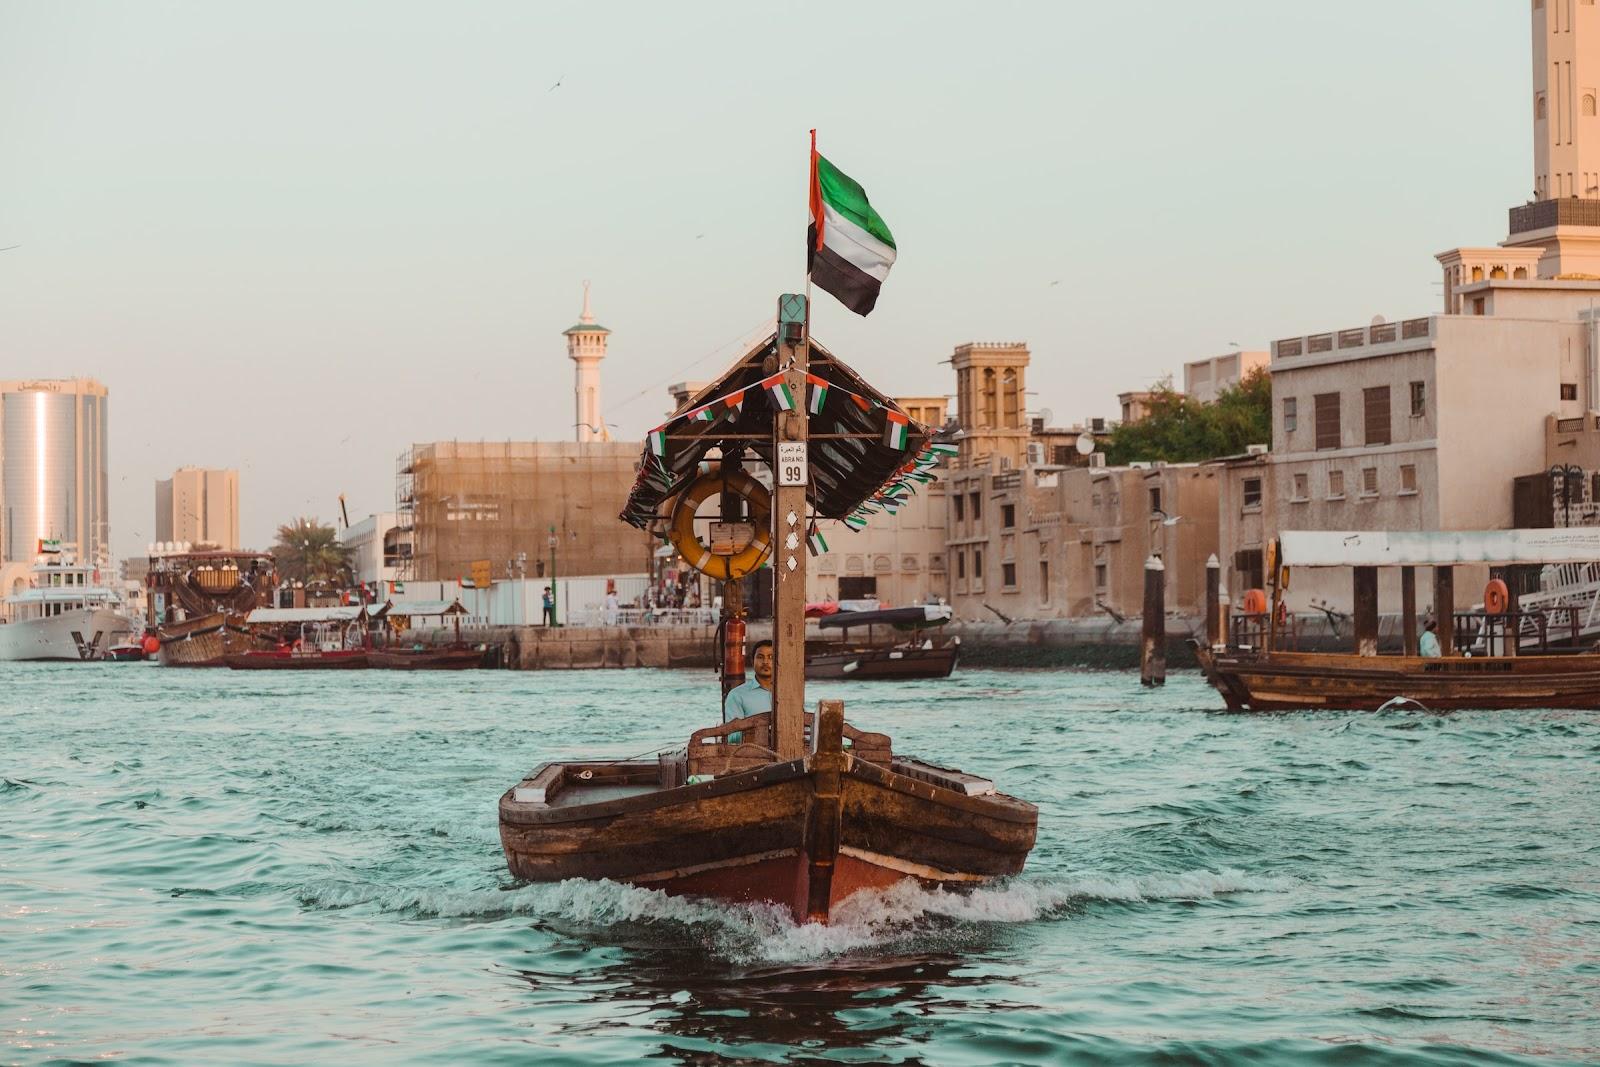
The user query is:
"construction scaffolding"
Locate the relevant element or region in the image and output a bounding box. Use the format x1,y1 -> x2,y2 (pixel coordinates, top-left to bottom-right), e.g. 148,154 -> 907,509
393,440 -> 651,584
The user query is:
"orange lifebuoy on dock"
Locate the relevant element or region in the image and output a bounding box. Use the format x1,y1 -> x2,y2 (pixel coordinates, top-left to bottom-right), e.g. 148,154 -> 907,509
1241,588 -> 1268,615
1484,578 -> 1510,615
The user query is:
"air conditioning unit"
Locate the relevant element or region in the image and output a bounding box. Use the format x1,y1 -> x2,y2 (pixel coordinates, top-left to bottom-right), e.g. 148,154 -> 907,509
1026,442 -> 1045,466
1088,453 -> 1107,468
1246,443 -> 1269,455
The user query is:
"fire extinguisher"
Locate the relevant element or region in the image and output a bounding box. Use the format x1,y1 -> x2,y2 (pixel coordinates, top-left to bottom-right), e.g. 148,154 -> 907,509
721,614 -> 747,683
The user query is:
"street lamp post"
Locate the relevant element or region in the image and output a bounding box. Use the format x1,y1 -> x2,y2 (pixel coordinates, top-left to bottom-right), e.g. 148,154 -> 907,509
547,525 -> 559,627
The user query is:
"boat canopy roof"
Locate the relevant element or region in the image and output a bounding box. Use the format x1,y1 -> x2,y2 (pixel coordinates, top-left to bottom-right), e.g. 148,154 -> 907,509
818,604 -> 954,630
244,603 -> 391,624
620,333 -> 931,528
1280,529 -> 1600,568
385,599 -> 467,617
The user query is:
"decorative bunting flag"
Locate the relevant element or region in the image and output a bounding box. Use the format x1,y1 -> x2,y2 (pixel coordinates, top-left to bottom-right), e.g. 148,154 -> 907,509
723,390 -> 746,417
883,410 -> 909,449
843,515 -> 867,530
851,393 -> 874,413
759,373 -> 796,412
806,373 -> 829,414
689,406 -> 715,423
806,524 -> 828,556
648,426 -> 667,457
930,442 -> 959,456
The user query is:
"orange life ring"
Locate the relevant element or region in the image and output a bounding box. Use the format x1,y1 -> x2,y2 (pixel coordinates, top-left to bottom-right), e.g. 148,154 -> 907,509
668,469 -> 773,581
1241,588 -> 1268,615
1484,578 -> 1510,615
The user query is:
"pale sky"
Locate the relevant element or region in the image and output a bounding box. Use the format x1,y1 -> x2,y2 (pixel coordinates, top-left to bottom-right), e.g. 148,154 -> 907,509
0,1 -> 1528,559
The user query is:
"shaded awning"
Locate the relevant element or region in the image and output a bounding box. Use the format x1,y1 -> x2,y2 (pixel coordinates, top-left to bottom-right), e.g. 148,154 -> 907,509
819,604 -> 954,630
386,599 -> 467,617
1280,530 -> 1600,567
620,334 -> 931,528
244,602 -> 392,624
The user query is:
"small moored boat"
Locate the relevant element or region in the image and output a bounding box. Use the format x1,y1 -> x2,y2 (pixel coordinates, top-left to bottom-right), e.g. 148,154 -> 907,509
807,603 -> 959,680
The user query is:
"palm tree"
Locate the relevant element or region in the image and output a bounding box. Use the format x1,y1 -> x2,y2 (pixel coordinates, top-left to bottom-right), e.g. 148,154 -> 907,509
272,517 -> 351,587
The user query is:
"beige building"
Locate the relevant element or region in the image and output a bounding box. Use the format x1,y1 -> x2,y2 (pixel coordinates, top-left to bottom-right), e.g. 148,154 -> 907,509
155,467 -> 240,550
396,440 -> 648,583
0,377 -> 110,565
1184,350 -> 1269,403
952,342 -> 1030,468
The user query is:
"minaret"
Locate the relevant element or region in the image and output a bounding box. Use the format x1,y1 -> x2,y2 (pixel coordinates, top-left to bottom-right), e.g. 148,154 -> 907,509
564,281 -> 610,443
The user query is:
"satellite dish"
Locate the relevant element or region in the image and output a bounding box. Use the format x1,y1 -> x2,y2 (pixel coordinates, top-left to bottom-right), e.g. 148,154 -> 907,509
1037,407 -> 1054,426
1370,314 -> 1386,326
1075,434 -> 1096,456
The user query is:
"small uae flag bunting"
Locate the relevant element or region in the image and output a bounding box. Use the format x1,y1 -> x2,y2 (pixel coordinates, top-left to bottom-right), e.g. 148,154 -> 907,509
689,405 -> 716,423
850,393 -> 876,414
648,426 -> 668,458
760,373 -> 796,412
806,374 -> 830,414
929,442 -> 959,456
844,514 -> 868,531
722,390 -> 746,418
883,410 -> 910,450
806,523 -> 829,557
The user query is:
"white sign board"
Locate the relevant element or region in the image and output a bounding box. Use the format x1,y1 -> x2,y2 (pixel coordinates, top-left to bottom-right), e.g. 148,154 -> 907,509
1279,529 -> 1600,567
777,442 -> 808,487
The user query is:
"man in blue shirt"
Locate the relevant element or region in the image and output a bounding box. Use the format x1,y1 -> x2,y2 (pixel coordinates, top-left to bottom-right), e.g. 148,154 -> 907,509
723,640 -> 774,723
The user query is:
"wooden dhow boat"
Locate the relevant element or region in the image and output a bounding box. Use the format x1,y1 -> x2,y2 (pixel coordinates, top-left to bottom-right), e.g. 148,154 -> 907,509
500,294 -> 1037,923
806,604 -> 960,680
1196,529 -> 1600,712
223,604 -> 389,671
369,600 -> 482,670
148,548 -> 279,666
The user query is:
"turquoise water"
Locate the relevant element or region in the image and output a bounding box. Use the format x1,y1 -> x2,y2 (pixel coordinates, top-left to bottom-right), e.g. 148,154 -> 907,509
3,664 -> 1598,1066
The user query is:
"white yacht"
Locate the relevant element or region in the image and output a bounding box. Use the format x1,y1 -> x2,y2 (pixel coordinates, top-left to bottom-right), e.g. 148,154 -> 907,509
0,551 -> 137,661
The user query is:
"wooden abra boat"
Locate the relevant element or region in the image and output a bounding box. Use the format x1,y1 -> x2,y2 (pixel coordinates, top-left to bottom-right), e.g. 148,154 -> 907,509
500,294 -> 1037,923
500,703 -> 1035,922
807,604 -> 960,680
369,647 -> 481,670
225,648 -> 368,670
1198,529 -> 1600,712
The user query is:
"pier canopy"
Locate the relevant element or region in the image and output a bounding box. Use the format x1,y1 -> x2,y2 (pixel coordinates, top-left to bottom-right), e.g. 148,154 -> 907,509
244,603 -> 391,624
620,333 -> 930,528
1279,529 -> 1600,568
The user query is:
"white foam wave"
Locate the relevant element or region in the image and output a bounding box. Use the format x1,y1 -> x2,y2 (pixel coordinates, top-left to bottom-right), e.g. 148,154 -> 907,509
297,867 -> 1292,962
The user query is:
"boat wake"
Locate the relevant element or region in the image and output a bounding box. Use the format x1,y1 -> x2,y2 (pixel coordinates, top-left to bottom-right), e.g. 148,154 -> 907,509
297,867 -> 1293,963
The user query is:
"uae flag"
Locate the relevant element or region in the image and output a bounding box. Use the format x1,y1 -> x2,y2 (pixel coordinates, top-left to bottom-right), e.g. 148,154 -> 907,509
689,405 -> 716,423
760,373 -> 796,412
806,373 -> 830,414
808,133 -> 897,316
882,410 -> 910,450
722,390 -> 746,418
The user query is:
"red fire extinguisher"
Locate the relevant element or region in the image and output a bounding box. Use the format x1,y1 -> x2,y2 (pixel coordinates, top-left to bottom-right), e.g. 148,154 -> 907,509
721,614 -> 747,682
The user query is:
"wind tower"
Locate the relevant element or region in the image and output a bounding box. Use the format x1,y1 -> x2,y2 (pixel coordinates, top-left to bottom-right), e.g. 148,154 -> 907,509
564,281 -> 611,443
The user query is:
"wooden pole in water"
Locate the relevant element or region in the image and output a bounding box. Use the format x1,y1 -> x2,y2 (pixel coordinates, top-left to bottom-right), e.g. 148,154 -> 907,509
1204,553 -> 1221,649
1354,566 -> 1379,657
1434,565 -> 1455,656
1401,566 -> 1418,656
770,293 -> 810,760
1141,555 -> 1165,687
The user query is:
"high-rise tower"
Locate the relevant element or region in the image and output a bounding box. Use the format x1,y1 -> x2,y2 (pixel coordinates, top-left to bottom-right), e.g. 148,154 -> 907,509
0,378 -> 110,565
564,282 -> 610,443
1505,1 -> 1600,276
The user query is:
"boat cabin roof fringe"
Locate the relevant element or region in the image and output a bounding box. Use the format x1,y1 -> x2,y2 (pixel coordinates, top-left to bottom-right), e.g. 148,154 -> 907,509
619,333 -> 929,528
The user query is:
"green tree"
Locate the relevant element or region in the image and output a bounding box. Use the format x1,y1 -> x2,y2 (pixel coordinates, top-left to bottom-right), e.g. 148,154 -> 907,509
1102,368 -> 1272,465
272,517 -> 352,586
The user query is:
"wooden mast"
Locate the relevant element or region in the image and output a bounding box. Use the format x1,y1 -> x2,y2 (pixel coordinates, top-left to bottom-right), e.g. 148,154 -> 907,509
771,293 -> 809,761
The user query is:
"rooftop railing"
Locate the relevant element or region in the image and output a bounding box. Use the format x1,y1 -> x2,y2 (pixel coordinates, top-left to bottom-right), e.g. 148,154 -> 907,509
1274,317 -> 1432,361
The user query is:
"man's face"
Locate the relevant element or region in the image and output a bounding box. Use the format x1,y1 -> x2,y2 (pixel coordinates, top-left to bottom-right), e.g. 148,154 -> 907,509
752,644 -> 774,685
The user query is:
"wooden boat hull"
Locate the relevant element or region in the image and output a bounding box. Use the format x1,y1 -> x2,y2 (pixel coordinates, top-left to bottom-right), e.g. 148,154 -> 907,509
499,752 -> 1036,924
368,648 -> 482,670
1196,644 -> 1600,711
806,644 -> 959,681
156,612 -> 268,667
224,649 -> 369,670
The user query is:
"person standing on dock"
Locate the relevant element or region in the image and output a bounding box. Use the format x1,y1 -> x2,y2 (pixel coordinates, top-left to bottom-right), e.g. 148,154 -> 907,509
723,640 -> 774,723
541,586 -> 555,626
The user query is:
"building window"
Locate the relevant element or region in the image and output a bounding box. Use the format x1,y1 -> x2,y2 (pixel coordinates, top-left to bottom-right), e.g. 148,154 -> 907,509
1361,467 -> 1379,496
1587,94 -> 1597,117
1001,503 -> 1016,529
956,550 -> 965,579
1363,386 -> 1392,446
1292,473 -> 1309,500
1243,477 -> 1262,508
973,548 -> 984,579
1328,469 -> 1345,498
1148,487 -> 1162,514
1039,560 -> 1050,602
1283,397 -> 1297,433
1561,383 -> 1579,401
970,492 -> 982,521
1314,392 -> 1341,450
1410,381 -> 1426,417
1400,464 -> 1417,492
839,576 -> 878,599
953,494 -> 964,521
1053,445 -> 1071,465
1472,296 -> 1485,315
1001,562 -> 1017,588
1094,563 -> 1107,588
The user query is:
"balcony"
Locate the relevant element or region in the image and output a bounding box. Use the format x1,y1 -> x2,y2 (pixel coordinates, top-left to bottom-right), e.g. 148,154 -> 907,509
1508,197 -> 1600,236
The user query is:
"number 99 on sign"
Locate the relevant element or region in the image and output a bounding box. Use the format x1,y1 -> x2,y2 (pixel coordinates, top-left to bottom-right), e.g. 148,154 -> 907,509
776,443 -> 808,487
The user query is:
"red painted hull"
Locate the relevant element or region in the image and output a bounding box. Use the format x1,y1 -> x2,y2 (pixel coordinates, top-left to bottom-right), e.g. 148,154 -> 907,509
224,649 -> 369,670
